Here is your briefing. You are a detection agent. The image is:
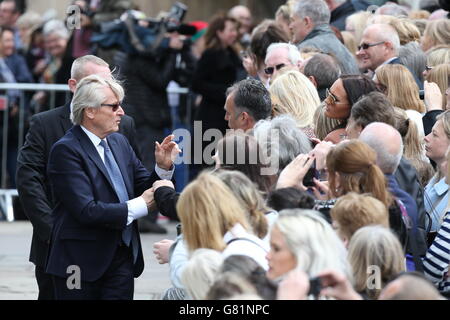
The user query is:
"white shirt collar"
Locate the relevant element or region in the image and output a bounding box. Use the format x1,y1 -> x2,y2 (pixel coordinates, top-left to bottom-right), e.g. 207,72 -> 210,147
80,125 -> 103,147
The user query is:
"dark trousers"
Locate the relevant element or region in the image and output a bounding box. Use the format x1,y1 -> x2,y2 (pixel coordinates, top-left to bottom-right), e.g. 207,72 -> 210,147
35,265 -> 55,300
52,245 -> 135,300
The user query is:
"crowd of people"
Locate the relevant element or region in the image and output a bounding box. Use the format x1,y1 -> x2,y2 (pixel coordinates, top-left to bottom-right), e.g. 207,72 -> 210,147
5,0 -> 450,300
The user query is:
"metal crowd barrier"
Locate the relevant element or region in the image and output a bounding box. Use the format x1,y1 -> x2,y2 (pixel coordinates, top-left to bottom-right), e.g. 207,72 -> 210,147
0,83 -> 191,222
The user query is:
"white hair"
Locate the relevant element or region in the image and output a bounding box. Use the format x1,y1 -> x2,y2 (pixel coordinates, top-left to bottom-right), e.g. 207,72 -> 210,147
71,75 -> 124,125
181,248 -> 224,300
365,23 -> 401,53
274,209 -> 353,281
294,0 -> 331,25
265,42 -> 302,67
43,19 -> 69,40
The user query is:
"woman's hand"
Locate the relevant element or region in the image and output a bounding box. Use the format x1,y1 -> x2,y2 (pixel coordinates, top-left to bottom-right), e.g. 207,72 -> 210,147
311,178 -> 330,201
424,80 -> 443,112
276,154 -> 315,191
152,239 -> 175,264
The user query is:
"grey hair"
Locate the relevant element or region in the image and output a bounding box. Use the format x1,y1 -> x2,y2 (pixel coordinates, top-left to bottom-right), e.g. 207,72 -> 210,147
294,0 -> 331,26
43,19 -> 69,40
274,209 -> 353,281
181,248 -> 224,300
253,114 -> 312,173
375,3 -> 409,17
265,42 -> 302,66
303,53 -> 342,90
70,55 -> 109,81
70,75 -> 124,125
399,42 -> 426,82
366,23 -> 401,54
359,122 -> 404,174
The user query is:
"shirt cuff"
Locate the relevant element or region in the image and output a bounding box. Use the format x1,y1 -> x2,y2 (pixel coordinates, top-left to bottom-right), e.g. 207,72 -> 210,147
155,164 -> 174,180
126,197 -> 148,225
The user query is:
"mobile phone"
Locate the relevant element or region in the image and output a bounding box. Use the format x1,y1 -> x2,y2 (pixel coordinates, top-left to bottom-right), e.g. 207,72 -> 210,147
176,223 -> 182,236
308,276 -> 322,297
303,159 -> 318,187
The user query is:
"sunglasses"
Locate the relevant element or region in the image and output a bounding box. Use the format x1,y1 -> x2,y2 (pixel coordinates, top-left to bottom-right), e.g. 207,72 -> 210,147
425,65 -> 433,72
264,63 -> 286,75
357,41 -> 385,51
101,102 -> 122,112
325,88 -> 348,105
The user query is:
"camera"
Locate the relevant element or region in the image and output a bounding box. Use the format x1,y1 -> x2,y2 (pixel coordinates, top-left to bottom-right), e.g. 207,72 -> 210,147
308,276 -> 322,298
303,159 -> 319,187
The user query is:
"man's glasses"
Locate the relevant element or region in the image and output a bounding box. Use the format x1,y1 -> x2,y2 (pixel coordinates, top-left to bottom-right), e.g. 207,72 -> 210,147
325,88 -> 348,105
101,102 -> 122,112
264,63 -> 286,75
357,41 -> 385,51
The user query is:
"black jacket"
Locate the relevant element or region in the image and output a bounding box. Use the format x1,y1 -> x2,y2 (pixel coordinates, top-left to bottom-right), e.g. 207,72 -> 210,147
16,103 -> 140,267
191,47 -> 244,133
123,53 -> 177,129
394,157 -> 428,255
330,0 -> 370,31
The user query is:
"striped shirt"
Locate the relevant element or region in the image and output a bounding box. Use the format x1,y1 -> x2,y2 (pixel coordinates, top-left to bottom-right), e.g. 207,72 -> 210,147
423,212 -> 450,293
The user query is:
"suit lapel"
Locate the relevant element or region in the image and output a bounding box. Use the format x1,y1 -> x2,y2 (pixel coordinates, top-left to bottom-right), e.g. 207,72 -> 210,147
108,136 -> 132,198
72,126 -> 116,191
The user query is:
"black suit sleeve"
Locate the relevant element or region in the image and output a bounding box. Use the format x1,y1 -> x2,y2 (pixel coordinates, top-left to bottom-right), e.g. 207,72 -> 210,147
154,186 -> 179,221
16,115 -> 53,243
422,110 -> 444,136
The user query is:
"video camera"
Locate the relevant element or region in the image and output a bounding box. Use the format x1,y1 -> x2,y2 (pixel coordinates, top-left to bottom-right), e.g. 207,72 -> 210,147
140,2 -> 195,36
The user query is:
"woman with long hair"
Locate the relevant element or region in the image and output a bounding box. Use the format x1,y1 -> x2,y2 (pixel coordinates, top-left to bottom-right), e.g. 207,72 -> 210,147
269,69 -> 320,139
191,13 -> 245,167
424,111 -> 450,242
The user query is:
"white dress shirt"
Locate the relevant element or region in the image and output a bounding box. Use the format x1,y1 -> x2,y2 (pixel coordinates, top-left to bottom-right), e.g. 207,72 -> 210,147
80,125 -> 174,225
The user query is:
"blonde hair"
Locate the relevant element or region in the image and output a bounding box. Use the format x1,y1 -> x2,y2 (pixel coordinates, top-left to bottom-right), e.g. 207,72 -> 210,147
274,209 -> 352,280
345,11 -> 372,44
181,249 -> 224,300
213,169 -> 269,239
423,19 -> 450,51
348,225 -> 406,299
408,10 -> 430,20
341,31 -> 357,56
176,171 -> 250,252
313,103 -> 344,141
375,64 -> 425,113
70,74 -> 124,125
389,18 -> 421,45
269,70 -> 320,129
426,64 -> 450,107
426,45 -> 450,67
330,193 -> 389,241
326,140 -> 393,208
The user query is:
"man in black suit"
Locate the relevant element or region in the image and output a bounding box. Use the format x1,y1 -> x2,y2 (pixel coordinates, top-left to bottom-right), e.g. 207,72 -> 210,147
45,75 -> 177,299
16,55 -> 150,300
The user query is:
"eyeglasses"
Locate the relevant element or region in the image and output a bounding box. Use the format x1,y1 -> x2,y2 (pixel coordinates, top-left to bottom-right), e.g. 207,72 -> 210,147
264,63 -> 286,75
357,41 -> 385,51
325,88 -> 348,105
425,65 -> 433,72
101,102 -> 122,112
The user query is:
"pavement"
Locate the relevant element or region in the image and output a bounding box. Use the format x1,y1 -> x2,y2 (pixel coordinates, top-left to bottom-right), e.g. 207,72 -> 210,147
0,219 -> 177,300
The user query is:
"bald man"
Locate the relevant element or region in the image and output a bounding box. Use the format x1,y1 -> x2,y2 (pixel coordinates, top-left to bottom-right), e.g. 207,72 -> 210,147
360,122 -> 427,269
379,273 -> 444,300
228,5 -> 252,48
357,23 -> 423,88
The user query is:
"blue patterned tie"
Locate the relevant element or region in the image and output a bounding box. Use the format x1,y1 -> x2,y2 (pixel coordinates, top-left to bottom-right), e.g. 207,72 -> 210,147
100,139 -> 132,246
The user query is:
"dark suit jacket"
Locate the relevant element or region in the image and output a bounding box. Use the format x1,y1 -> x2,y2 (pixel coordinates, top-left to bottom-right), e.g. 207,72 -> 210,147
45,125 -> 156,282
16,103 -> 140,268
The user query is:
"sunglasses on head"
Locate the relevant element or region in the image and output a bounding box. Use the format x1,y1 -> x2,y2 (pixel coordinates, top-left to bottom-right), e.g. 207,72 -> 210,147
357,41 -> 385,51
425,65 -> 433,72
101,102 -> 122,112
264,63 -> 286,75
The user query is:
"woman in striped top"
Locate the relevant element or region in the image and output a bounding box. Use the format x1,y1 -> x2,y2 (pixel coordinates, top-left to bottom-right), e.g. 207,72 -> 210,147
423,147 -> 450,295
